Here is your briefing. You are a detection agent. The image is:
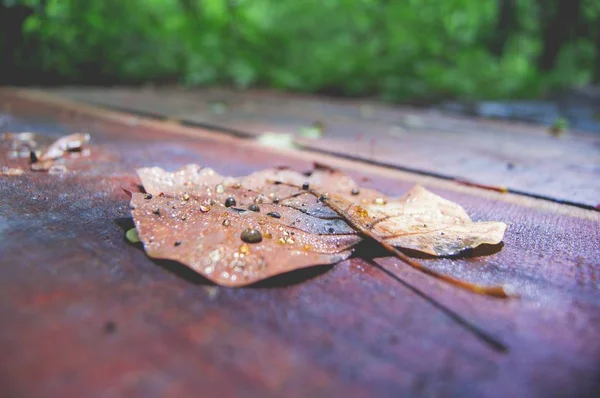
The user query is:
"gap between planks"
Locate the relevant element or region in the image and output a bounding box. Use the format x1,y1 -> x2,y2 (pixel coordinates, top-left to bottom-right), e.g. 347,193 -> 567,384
3,87 -> 598,223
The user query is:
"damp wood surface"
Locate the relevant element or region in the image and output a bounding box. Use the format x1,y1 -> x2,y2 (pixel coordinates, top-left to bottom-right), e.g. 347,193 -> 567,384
46,86 -> 600,208
0,89 -> 599,398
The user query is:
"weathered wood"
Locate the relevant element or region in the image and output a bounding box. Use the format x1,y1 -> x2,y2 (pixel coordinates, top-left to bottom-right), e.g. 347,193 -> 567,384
46,87 -> 600,208
1,90 -> 599,397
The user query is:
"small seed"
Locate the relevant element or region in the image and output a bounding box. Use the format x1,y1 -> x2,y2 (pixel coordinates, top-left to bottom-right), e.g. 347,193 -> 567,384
182,193 -> 190,201
232,182 -> 241,189
144,193 -> 153,200
125,228 -> 140,243
318,193 -> 329,202
351,188 -> 360,195
216,184 -> 225,194
152,208 -> 160,215
272,197 -> 280,204
199,205 -> 210,213
263,232 -> 272,239
286,238 -> 295,245
225,197 -> 236,207
267,211 -> 281,219
248,204 -> 260,212
222,219 -> 231,227
181,215 -> 187,220
302,182 -> 310,190
241,228 -> 262,244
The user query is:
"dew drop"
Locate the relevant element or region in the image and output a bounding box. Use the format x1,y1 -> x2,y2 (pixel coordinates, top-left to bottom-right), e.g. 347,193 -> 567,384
216,184 -> 225,194
278,237 -> 286,245
239,243 -> 251,254
272,197 -> 280,204
351,188 -> 360,195
356,206 -> 369,217
241,228 -> 262,244
373,197 -> 386,205
225,197 -> 236,207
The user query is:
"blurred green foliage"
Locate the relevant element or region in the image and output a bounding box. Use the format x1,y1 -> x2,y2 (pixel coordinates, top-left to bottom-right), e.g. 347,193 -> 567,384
2,0 -> 600,101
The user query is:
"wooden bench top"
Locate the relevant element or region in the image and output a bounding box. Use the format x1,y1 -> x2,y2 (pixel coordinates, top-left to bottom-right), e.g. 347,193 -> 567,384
48,87 -> 600,209
0,89 -> 599,397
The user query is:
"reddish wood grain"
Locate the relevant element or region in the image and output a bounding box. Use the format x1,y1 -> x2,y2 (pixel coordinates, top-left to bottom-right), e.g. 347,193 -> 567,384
0,91 -> 599,397
46,87 -> 600,208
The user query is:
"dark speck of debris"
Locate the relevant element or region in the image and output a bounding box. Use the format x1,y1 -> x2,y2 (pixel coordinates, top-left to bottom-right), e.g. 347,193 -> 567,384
507,163 -> 515,170
328,227 -> 335,233
272,197 -> 280,204
104,321 -> 116,334
273,181 -> 282,185
29,150 -> 38,163
302,182 -> 310,190
152,208 -> 160,215
318,193 -> 329,202
267,211 -> 281,219
144,193 -> 153,200
174,241 -> 182,246
248,204 -> 260,212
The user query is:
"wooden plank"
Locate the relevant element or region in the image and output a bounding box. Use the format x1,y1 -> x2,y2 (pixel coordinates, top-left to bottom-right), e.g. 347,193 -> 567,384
46,87 -> 600,208
1,89 -> 599,397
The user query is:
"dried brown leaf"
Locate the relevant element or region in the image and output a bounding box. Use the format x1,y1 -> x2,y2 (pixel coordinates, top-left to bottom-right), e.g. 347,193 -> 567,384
131,165 -> 507,292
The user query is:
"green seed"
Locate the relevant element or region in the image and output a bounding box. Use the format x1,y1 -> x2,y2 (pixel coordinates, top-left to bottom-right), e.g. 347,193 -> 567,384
125,228 -> 140,243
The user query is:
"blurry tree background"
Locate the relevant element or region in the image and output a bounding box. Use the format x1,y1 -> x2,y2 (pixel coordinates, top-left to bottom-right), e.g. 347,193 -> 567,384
1,0 -> 599,102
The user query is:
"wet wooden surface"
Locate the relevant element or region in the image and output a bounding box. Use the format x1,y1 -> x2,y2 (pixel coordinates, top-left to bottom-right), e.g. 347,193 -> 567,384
0,89 -> 599,398
47,87 -> 600,208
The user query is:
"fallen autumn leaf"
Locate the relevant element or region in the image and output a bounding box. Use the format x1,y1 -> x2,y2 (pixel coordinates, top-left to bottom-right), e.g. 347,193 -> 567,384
130,164 -> 508,296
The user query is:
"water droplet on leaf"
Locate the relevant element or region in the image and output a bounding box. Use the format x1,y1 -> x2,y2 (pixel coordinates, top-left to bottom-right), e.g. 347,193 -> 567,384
241,228 -> 262,243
